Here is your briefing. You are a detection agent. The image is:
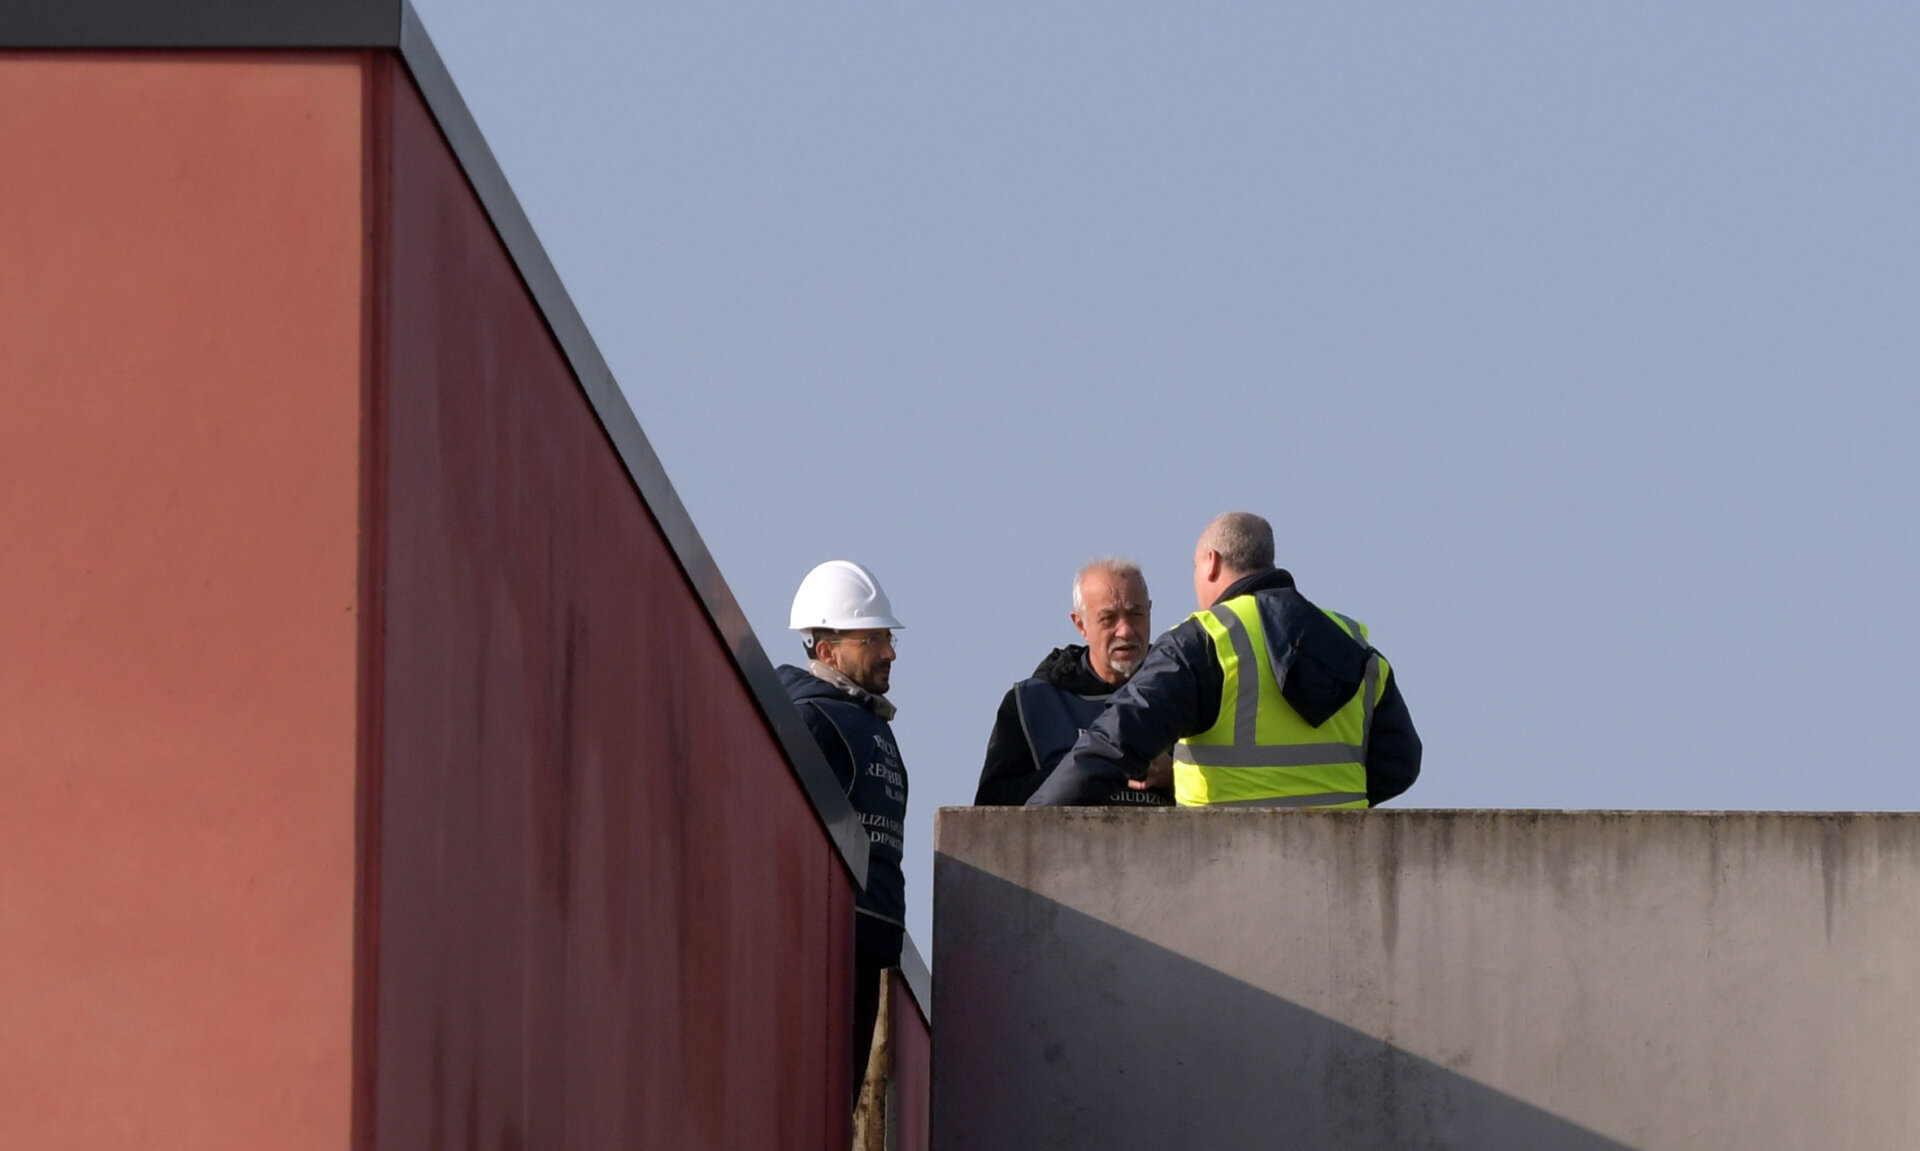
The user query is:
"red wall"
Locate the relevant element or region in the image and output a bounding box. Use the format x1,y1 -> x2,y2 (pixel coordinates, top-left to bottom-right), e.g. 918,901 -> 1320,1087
890,983 -> 932,1151
0,47 -> 865,1151
364,56 -> 856,1150
0,54 -> 363,1151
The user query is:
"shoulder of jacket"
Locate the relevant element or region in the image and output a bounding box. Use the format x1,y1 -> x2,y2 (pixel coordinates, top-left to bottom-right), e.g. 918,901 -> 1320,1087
1167,613 -> 1218,653
1014,673 -> 1066,696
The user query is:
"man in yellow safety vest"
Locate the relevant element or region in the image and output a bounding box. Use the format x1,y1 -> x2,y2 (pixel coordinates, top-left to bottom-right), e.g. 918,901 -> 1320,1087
1028,512 -> 1420,807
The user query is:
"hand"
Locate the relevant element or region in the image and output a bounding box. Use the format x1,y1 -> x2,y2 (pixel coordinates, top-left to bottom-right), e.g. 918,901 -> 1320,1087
1128,753 -> 1175,791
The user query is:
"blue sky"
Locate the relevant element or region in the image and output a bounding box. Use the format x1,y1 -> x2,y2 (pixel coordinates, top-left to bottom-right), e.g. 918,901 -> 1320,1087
412,0 -> 1920,953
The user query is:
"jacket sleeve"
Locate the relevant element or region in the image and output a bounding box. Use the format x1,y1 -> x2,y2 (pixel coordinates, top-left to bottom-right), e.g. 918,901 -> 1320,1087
1364,672 -> 1421,805
796,700 -> 858,794
1027,620 -> 1222,806
974,689 -> 1046,805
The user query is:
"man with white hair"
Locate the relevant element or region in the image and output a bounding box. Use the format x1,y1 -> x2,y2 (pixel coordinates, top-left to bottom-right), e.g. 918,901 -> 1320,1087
1030,513 -> 1421,807
974,558 -> 1173,806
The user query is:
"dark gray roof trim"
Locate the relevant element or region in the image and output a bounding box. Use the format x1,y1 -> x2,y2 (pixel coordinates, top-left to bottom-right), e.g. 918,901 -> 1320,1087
392,7 -> 870,885
0,0 -> 400,47
898,934 -> 933,1025
0,1 -> 868,885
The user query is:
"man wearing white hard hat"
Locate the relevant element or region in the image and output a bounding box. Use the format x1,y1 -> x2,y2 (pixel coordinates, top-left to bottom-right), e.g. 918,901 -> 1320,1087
777,559 -> 909,1090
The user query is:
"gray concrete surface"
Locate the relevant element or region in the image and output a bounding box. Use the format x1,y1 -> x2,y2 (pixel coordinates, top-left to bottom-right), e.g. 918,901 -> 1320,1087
932,809 -> 1920,1150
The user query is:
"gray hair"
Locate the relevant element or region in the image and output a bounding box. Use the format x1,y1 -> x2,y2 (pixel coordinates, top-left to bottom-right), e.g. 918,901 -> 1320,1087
1199,512 -> 1275,574
1072,556 -> 1145,614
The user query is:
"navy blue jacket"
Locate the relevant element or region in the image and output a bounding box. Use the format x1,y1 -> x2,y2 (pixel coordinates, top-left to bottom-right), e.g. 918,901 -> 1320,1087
1027,569 -> 1421,807
779,665 -> 908,930
975,645 -> 1174,807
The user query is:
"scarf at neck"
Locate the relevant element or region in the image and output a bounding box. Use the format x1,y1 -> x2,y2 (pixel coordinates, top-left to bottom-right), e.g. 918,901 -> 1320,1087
808,659 -> 897,720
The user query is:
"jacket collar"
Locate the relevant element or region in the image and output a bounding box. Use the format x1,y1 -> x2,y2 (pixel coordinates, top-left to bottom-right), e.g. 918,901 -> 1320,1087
1030,644 -> 1121,695
1212,567 -> 1295,606
1208,569 -> 1369,728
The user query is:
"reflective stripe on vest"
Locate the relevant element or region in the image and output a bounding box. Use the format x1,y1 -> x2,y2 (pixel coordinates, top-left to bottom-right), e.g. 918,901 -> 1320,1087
1172,597 -> 1385,809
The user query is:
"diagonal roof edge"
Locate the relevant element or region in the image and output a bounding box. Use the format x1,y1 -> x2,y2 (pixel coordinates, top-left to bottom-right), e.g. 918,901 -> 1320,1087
392,5 -> 871,887
0,0 -> 870,887
898,933 -> 933,1025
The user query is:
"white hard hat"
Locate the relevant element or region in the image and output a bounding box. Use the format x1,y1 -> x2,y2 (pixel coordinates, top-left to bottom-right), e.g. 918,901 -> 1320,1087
789,560 -> 905,631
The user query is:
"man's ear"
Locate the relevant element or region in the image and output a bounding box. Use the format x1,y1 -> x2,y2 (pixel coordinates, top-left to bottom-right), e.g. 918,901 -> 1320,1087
1069,611 -> 1089,641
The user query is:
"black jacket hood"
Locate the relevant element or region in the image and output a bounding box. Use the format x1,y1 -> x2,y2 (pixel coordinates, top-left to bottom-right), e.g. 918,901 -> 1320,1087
1030,645 -> 1122,696
1215,568 -> 1372,728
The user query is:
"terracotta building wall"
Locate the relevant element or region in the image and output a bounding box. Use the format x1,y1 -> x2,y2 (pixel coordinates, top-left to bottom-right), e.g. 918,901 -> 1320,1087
364,56 -> 855,1150
0,54 -> 365,1151
890,979 -> 932,1151
0,47 -> 860,1151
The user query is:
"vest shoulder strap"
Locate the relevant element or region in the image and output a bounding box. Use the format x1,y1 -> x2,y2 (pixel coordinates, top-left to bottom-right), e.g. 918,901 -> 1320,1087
798,697 -> 861,797
1012,678 -> 1107,774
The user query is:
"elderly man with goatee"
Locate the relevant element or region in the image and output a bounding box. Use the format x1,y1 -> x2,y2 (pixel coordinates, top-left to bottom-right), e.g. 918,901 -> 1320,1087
975,557 -> 1174,806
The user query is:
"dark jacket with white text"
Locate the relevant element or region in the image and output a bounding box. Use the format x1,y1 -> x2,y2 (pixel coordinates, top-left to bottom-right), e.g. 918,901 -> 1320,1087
780,665 -> 908,932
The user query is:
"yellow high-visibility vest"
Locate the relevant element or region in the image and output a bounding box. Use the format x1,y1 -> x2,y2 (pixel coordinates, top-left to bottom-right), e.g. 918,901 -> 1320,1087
1173,595 -> 1387,808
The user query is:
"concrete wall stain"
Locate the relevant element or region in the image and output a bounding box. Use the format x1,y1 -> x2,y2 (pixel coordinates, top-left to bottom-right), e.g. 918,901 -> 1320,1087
936,808 -> 1920,1149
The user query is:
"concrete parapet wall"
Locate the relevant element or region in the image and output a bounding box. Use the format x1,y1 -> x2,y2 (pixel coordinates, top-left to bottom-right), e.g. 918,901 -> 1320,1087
933,809 -> 1920,1150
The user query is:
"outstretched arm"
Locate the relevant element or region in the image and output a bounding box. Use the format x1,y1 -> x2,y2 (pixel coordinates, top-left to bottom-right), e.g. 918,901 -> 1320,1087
1027,621 -> 1222,806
